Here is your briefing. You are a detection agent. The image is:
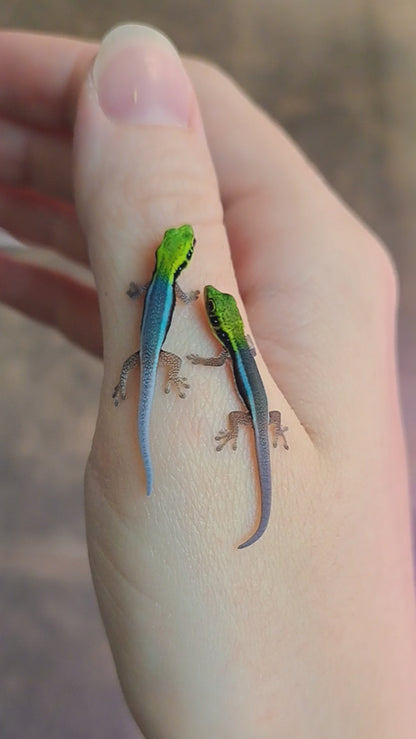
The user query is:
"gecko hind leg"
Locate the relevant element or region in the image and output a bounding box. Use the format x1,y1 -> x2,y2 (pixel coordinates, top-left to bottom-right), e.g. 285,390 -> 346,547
269,410 -> 289,450
160,350 -> 190,399
215,410 -> 252,451
112,351 -> 140,406
215,410 -> 289,452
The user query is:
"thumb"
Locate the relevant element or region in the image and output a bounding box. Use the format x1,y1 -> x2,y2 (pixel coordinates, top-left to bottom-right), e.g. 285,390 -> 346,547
72,23 -> 259,734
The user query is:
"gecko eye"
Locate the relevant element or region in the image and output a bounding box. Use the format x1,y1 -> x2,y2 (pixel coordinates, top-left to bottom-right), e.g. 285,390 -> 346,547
186,250 -> 192,260
210,316 -> 220,327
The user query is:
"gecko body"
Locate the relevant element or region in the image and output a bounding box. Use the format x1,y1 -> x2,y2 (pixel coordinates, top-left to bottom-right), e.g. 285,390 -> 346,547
113,224 -> 198,495
188,285 -> 288,548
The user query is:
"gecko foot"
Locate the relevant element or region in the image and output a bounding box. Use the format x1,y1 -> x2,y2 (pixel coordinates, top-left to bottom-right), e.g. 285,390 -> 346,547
175,283 -> 200,304
164,376 -> 190,399
112,384 -> 126,407
160,350 -> 190,399
215,429 -> 238,451
187,353 -> 203,365
269,410 -> 289,449
112,350 -> 140,406
185,288 -> 200,303
273,427 -> 289,450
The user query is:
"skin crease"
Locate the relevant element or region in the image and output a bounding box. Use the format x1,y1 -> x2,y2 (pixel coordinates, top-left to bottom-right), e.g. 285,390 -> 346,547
0,26 -> 415,739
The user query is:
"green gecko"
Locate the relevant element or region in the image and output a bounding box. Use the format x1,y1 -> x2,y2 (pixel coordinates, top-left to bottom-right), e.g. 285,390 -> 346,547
188,285 -> 288,549
113,224 -> 198,496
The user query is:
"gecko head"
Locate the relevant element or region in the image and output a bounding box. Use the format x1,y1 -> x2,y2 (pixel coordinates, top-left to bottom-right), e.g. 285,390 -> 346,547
156,224 -> 196,278
204,285 -> 245,349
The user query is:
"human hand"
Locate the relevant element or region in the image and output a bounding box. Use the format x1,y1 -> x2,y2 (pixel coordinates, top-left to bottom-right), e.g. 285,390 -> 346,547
0,24 -> 415,739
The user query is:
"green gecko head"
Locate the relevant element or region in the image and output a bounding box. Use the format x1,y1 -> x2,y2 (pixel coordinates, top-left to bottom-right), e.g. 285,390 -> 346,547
156,224 -> 196,281
204,285 -> 246,352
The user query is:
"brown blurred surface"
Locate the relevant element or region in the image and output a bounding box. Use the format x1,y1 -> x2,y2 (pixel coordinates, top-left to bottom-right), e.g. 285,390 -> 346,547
0,2 -> 415,737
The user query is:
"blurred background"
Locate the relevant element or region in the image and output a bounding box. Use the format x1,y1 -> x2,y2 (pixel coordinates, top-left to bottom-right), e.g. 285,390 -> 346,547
0,1 -> 415,737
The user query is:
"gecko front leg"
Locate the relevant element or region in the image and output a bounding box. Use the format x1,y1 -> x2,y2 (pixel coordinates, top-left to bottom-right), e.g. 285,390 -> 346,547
175,283 -> 200,304
187,349 -> 229,367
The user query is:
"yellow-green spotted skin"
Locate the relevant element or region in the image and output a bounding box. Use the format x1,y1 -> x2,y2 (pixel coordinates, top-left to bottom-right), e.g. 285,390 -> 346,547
139,225 -> 195,495
204,285 -> 272,548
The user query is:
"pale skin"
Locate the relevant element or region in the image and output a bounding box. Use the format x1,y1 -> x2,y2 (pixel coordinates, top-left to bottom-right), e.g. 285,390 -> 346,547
0,24 -> 415,739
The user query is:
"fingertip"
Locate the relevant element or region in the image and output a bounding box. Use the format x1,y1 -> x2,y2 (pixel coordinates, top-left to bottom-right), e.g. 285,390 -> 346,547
91,24 -> 195,128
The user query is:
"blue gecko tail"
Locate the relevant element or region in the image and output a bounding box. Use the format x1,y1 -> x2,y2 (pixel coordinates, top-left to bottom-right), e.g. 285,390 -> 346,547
138,360 -> 158,497
138,412 -> 154,496
138,416 -> 153,495
237,495 -> 271,548
144,464 -> 153,497
237,416 -> 272,549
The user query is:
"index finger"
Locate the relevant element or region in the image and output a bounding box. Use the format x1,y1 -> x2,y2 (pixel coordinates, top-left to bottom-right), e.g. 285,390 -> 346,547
0,31 -> 95,130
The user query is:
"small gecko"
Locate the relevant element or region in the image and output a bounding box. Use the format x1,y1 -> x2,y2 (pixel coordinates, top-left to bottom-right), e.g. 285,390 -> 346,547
188,285 -> 288,548
113,224 -> 198,495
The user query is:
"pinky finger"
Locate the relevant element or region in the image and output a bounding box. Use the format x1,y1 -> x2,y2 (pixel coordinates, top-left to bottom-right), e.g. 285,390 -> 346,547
0,252 -> 102,357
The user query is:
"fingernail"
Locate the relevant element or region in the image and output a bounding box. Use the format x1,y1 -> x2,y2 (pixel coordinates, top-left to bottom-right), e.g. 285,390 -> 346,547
92,24 -> 193,126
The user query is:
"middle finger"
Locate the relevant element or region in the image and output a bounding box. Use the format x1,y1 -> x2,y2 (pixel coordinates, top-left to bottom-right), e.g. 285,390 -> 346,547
0,117 -> 73,200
